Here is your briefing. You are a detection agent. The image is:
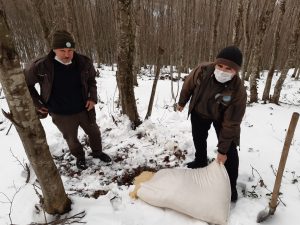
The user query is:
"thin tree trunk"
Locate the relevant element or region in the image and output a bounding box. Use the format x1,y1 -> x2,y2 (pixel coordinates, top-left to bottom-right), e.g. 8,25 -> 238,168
170,60 -> 180,111
116,0 -> 141,128
209,0 -> 222,61
232,0 -> 243,46
145,46 -> 164,120
0,9 -> 71,214
132,0 -> 141,86
291,57 -> 299,78
249,0 -> 276,103
262,0 -> 286,102
241,0 -> 251,82
295,67 -> 300,80
271,9 -> 300,104
32,0 -> 51,49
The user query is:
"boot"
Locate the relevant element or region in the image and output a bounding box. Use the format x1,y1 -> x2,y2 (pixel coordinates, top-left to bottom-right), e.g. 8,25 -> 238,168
231,188 -> 238,203
186,160 -> 206,169
92,152 -> 112,163
76,158 -> 87,170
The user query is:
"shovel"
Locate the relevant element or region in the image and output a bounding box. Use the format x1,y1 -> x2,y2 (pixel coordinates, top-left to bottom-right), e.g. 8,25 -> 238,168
257,112 -> 299,223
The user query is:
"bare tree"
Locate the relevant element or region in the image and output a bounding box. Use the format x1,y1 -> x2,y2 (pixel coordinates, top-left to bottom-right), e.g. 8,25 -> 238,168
209,0 -> 222,61
31,0 -> 51,49
262,0 -> 286,102
145,46 -> 164,120
0,7 -> 71,215
132,0 -> 141,86
116,0 -> 141,128
241,0 -> 251,82
249,0 -> 276,103
271,8 -> 300,104
232,0 -> 243,46
295,67 -> 300,80
1,0 -> 300,111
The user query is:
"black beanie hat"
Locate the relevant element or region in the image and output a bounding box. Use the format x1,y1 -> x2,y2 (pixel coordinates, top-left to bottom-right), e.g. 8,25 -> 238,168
215,46 -> 243,72
51,30 -> 75,49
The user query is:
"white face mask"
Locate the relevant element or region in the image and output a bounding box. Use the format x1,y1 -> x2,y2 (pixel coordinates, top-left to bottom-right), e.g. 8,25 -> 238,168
214,68 -> 234,83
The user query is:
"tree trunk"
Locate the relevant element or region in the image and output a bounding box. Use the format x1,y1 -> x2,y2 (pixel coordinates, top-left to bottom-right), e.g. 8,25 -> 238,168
170,60 -> 180,111
209,0 -> 222,61
145,46 -> 164,120
132,0 -> 141,86
271,9 -> 300,104
116,0 -> 141,128
32,0 -> 51,49
249,0 -> 276,103
295,67 -> 300,80
0,9 -> 71,214
241,0 -> 251,82
232,0 -> 243,46
262,0 -> 286,102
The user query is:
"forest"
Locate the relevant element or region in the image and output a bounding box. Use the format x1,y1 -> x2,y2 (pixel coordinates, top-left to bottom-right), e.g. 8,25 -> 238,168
0,0 -> 299,224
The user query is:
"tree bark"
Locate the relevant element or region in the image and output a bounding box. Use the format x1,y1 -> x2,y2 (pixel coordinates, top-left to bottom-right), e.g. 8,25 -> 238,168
145,46 -> 164,120
132,0 -> 141,86
241,0 -> 251,82
232,0 -> 243,46
295,67 -> 300,80
31,0 -> 51,49
271,9 -> 300,104
262,0 -> 286,102
249,0 -> 276,103
209,0 -> 222,61
116,0 -> 141,128
0,9 -> 71,214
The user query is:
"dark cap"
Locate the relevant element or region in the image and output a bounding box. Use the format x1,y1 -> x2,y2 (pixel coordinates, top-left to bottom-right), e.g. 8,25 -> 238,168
215,46 -> 243,72
51,30 -> 75,49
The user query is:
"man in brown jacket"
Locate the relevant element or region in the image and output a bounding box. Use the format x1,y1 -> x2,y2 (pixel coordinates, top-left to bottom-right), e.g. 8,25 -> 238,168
177,46 -> 247,202
24,30 -> 111,170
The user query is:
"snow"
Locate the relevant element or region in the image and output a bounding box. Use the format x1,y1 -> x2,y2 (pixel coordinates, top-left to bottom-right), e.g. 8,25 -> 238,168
0,66 -> 299,225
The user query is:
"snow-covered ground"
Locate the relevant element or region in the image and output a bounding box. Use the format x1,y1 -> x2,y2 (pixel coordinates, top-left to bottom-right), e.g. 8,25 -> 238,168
0,66 -> 299,225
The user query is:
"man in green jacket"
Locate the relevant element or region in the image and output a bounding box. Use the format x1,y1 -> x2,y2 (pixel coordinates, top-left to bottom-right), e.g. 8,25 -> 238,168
25,30 -> 111,170
177,46 -> 247,202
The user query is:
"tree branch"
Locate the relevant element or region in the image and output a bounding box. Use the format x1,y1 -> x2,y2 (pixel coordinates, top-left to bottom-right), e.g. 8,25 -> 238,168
30,211 -> 86,225
10,149 -> 30,183
0,183 -> 23,225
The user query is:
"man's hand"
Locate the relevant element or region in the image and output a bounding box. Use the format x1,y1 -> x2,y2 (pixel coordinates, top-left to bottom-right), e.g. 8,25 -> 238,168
216,152 -> 227,164
176,104 -> 184,112
85,100 -> 96,111
37,107 -> 48,119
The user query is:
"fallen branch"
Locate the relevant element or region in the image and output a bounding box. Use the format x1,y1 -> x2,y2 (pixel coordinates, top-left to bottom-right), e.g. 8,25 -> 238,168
111,115 -> 118,127
30,211 -> 86,225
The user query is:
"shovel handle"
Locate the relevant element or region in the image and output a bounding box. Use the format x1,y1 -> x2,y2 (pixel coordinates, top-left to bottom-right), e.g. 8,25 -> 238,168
269,112 -> 299,213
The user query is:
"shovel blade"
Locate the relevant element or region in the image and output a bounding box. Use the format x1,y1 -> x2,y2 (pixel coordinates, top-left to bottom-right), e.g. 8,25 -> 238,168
257,207 -> 271,223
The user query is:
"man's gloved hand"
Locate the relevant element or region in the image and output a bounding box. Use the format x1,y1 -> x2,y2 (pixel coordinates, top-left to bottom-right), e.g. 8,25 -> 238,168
37,107 -> 48,119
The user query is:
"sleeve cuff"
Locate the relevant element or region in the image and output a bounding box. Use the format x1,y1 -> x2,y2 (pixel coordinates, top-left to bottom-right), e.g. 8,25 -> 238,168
217,149 -> 226,155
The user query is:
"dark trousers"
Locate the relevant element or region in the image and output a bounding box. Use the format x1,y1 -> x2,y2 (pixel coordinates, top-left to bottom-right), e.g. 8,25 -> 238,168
51,110 -> 102,159
191,112 -> 239,193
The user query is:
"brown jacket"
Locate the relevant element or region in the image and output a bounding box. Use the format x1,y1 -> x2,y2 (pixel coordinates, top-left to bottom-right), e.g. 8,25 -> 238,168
24,51 -> 97,109
178,63 -> 247,154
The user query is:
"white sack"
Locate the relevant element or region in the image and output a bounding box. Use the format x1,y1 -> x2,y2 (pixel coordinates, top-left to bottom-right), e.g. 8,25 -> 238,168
137,161 -> 231,225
